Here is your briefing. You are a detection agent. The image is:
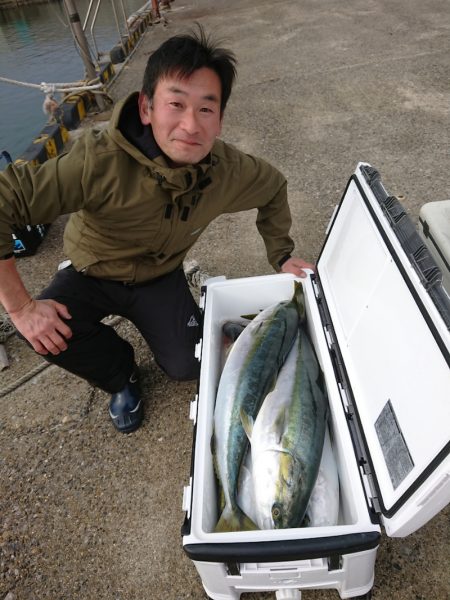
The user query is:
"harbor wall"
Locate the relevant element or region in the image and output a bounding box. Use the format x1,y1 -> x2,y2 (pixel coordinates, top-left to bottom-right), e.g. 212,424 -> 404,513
0,0 -> 52,9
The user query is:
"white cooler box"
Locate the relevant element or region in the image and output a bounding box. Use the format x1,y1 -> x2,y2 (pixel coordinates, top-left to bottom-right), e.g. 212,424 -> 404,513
181,163 -> 450,600
418,200 -> 450,298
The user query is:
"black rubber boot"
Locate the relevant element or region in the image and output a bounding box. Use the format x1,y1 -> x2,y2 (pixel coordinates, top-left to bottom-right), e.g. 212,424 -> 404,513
109,367 -> 143,433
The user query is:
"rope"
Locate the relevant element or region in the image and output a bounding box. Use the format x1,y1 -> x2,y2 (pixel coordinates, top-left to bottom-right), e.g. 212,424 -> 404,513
0,76 -> 104,94
0,361 -> 51,399
0,315 -> 15,344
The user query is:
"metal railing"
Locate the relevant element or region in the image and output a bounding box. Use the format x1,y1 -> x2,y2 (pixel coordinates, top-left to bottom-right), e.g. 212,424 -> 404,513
82,0 -> 154,64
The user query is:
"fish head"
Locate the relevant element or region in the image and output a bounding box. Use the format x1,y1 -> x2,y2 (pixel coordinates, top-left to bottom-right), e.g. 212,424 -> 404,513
271,450 -> 304,529
252,449 -> 283,529
252,448 -> 303,530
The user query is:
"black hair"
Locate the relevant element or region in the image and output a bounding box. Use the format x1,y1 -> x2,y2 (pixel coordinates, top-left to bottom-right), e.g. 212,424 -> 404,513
142,24 -> 237,115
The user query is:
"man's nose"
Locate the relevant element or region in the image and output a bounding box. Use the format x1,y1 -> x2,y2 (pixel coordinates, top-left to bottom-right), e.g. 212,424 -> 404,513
180,108 -> 199,134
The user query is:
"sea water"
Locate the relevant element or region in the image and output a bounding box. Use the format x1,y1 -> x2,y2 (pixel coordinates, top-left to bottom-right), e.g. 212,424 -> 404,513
0,0 -> 147,163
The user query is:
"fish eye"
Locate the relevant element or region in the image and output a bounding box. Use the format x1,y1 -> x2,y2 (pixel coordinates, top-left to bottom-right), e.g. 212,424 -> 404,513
271,503 -> 282,523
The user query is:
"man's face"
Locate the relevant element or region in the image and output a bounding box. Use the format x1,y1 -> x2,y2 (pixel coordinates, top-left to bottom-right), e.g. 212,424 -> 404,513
139,67 -> 223,166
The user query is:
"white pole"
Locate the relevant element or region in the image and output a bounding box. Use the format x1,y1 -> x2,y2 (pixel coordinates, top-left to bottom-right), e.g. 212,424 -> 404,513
63,0 -> 106,110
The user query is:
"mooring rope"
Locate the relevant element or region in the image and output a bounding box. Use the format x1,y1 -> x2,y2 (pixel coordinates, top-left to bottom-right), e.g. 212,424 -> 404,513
0,362 -> 52,399
0,315 -> 15,344
0,76 -> 104,94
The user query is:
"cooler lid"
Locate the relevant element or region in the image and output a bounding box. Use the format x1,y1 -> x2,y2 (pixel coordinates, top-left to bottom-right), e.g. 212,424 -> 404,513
316,162 -> 450,537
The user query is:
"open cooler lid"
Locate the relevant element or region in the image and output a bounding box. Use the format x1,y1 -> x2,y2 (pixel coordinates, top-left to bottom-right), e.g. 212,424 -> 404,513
316,162 -> 450,537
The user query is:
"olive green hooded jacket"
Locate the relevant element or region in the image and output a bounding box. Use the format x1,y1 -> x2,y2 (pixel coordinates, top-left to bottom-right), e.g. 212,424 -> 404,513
0,93 -> 294,283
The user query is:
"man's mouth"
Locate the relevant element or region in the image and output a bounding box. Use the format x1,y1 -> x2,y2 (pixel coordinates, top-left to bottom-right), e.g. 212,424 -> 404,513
174,138 -> 201,147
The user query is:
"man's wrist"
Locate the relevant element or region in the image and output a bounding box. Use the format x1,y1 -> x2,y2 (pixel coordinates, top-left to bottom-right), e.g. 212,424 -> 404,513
277,254 -> 292,269
7,297 -> 33,316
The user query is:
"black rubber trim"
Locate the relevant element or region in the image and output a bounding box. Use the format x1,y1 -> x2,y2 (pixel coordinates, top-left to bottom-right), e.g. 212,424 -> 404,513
183,531 -> 381,562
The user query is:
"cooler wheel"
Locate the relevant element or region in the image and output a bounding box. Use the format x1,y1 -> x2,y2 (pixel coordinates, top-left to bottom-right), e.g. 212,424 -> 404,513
352,592 -> 372,600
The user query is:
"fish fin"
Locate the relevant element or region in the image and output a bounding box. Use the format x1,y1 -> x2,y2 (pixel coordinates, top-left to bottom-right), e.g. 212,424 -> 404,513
239,463 -> 252,484
240,409 -> 254,441
293,281 -> 306,324
215,504 -> 259,533
274,406 -> 289,444
240,313 -> 258,320
210,433 -> 226,513
210,432 -> 216,461
301,512 -> 311,527
211,432 -> 221,482
217,486 -> 226,514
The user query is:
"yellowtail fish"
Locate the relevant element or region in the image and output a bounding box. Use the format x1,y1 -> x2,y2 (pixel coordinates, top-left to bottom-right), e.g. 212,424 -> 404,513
213,282 -> 304,532
242,323 -> 328,529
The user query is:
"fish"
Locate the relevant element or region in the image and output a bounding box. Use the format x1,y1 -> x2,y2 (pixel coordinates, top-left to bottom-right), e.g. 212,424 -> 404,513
241,323 -> 328,530
222,321 -> 248,343
236,457 -> 256,524
213,282 -> 304,532
304,426 -> 339,527
237,425 -> 339,528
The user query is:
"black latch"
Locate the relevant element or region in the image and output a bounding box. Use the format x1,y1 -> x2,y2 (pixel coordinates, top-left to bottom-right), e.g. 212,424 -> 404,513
181,514 -> 191,537
226,562 -> 241,576
327,554 -> 342,571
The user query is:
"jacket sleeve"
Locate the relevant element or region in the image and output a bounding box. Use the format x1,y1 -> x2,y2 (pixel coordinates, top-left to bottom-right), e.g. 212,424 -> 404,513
0,136 -> 89,258
255,178 -> 294,271
220,146 -> 295,271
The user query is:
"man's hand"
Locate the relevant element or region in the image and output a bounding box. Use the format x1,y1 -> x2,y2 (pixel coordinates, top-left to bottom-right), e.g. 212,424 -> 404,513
9,298 -> 72,355
281,257 -> 315,278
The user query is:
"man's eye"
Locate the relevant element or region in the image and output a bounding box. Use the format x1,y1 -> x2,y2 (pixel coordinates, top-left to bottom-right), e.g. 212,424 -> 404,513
170,102 -> 182,108
200,107 -> 213,113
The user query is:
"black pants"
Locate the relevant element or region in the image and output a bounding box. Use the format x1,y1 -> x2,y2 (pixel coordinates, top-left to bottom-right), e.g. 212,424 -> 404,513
35,266 -> 201,393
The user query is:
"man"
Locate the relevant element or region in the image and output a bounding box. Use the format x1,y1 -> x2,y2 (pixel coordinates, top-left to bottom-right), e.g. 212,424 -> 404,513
0,27 -> 313,433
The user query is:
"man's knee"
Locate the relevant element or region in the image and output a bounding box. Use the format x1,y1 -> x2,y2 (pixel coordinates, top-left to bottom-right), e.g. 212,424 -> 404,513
157,355 -> 200,381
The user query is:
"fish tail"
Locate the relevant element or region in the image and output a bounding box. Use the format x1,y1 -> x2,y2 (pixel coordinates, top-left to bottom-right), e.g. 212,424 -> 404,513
293,281 -> 306,323
215,504 -> 259,533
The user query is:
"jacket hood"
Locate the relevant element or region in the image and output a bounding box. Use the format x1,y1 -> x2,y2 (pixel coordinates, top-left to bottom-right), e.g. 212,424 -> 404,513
108,93 -> 213,191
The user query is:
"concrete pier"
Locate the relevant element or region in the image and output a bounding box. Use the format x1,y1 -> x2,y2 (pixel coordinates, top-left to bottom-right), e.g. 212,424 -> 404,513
1,1 -> 449,599
0,0 -> 49,9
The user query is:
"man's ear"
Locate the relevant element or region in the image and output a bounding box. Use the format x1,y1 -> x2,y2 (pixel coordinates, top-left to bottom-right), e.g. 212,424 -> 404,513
138,92 -> 152,125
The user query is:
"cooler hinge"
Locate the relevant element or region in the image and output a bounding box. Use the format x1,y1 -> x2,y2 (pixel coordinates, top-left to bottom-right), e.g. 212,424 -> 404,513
361,469 -> 381,515
189,394 -> 199,425
199,286 -> 207,310
194,339 -> 203,361
346,411 -> 381,519
312,275 -> 381,521
312,276 -> 351,417
182,477 -> 193,518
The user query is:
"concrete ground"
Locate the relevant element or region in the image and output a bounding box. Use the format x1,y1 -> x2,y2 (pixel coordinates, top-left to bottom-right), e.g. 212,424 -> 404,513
1,0 -> 449,599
